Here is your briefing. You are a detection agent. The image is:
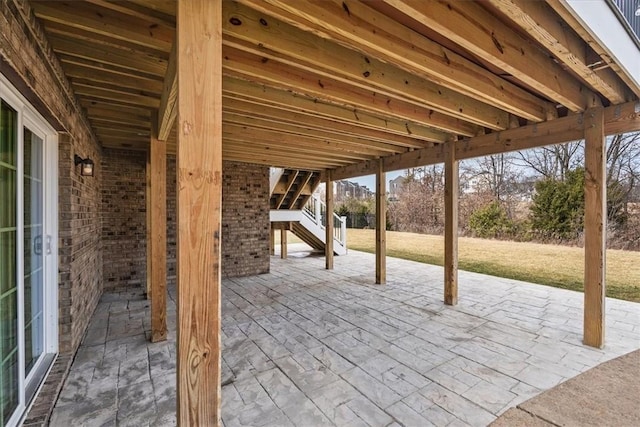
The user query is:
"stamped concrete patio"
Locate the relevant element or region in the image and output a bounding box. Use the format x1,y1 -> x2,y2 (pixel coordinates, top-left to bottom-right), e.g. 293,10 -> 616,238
49,246 -> 640,426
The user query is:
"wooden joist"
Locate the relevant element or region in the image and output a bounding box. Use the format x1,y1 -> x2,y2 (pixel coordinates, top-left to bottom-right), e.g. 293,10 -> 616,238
486,0 -> 630,105
222,46 -> 481,136
239,0 -> 555,121
222,118 -> 403,157
223,1 -> 509,130
32,0 -> 174,51
224,97 -> 429,149
223,77 -> 447,143
383,0 -> 593,111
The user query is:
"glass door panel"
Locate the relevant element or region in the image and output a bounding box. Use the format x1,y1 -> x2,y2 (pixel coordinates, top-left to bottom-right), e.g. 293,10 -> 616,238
23,129 -> 43,377
0,101 -> 19,427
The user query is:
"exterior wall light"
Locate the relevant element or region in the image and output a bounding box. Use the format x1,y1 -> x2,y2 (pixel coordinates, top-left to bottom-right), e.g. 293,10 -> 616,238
74,154 -> 95,177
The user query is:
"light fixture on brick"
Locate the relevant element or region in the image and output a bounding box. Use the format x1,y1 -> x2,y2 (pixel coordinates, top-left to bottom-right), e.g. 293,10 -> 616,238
74,154 -> 95,177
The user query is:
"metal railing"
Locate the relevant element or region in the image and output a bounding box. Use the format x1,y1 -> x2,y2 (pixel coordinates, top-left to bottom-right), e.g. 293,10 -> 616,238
301,194 -> 347,247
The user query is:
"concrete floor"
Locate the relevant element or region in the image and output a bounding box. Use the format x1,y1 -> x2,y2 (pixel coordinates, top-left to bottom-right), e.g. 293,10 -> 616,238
49,246 -> 640,426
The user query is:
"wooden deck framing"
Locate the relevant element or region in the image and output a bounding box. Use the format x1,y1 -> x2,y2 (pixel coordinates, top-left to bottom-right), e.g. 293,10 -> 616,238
20,0 -> 640,423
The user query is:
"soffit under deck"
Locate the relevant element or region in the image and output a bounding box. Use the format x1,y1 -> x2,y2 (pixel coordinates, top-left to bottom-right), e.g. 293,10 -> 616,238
27,0 -> 640,173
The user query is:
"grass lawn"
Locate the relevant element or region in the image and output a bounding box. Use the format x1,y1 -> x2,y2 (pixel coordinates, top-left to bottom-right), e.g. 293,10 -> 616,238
346,229 -> 640,302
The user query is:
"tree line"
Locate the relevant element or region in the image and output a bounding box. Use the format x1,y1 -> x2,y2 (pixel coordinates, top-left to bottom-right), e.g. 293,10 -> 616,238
335,132 -> 640,250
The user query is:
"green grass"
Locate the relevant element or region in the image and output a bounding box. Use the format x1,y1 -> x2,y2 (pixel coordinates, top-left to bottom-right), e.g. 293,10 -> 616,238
347,229 -> 640,302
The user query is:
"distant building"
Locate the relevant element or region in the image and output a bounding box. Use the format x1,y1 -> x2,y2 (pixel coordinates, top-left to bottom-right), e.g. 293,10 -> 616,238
388,176 -> 406,200
334,180 -> 373,201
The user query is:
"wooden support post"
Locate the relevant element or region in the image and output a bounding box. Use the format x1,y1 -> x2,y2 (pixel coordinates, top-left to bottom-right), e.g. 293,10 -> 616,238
177,0 -> 222,424
280,228 -> 287,259
583,106 -> 606,348
444,139 -> 459,305
146,149 -> 151,300
376,159 -> 386,284
150,116 -> 167,343
325,170 -> 334,269
270,225 -> 275,255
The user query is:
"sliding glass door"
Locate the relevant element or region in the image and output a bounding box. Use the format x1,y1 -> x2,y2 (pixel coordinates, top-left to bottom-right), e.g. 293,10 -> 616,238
1,76 -> 58,427
1,100 -> 19,427
23,128 -> 44,379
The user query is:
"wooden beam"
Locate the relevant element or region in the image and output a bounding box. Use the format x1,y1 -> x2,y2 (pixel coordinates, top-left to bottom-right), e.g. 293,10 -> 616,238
383,0 -> 592,111
72,83 -> 160,108
146,148 -> 152,300
270,226 -> 275,256
239,0 -> 555,121
444,139 -> 458,305
329,101 -> 640,181
222,47 -> 481,136
288,172 -> 313,209
223,77 -> 446,143
177,0 -> 222,425
150,116 -> 167,343
486,0 -> 629,105
376,159 -> 386,285
48,33 -> 168,76
223,2 -> 509,130
223,121 -> 399,157
64,63 -> 164,93
158,39 -> 177,141
31,1 -> 173,51
59,53 -> 164,81
546,0 -> 640,99
280,228 -> 288,259
325,170 -> 334,270
275,171 -> 299,209
223,97 -> 429,149
583,106 -> 606,348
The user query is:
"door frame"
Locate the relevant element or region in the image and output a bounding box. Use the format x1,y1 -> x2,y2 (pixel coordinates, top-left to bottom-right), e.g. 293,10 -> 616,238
0,73 -> 58,427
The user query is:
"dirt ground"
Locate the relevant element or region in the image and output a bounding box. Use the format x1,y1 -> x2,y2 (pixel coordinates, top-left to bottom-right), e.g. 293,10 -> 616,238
490,350 -> 640,426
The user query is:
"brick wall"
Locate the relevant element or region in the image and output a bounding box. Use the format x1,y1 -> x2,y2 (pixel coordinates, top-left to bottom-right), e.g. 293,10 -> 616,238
221,161 -> 271,277
101,149 -> 147,290
165,158 -> 270,281
1,0 -> 103,354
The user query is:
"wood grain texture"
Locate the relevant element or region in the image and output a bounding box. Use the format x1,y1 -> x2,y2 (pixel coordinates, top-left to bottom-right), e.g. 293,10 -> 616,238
486,0 -> 629,104
325,170 -> 334,270
150,120 -> 167,343
280,228 -> 288,259
270,226 -> 275,255
583,106 -> 606,348
444,140 -> 459,305
158,39 -> 177,141
146,149 -> 152,300
329,102 -> 640,181
376,159 -> 386,284
240,0 -> 553,121
222,1 -> 508,130
383,0 -> 590,111
177,0 -> 223,424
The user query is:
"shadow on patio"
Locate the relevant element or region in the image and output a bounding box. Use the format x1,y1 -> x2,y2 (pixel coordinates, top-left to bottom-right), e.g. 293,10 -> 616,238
49,247 -> 640,426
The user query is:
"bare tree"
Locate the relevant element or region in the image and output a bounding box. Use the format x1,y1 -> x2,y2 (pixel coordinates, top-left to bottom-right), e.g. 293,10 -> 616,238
461,153 -> 517,202
516,141 -> 583,180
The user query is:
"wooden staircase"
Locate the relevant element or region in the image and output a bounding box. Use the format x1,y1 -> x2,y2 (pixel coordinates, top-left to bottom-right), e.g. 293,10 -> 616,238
270,169 -> 321,210
270,168 -> 347,255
